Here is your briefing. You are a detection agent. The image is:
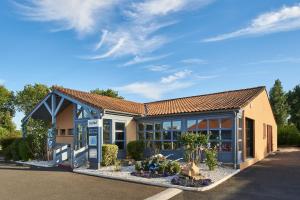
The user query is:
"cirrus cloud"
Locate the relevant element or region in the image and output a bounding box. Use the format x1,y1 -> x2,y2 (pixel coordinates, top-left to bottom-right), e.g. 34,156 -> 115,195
203,4 -> 300,42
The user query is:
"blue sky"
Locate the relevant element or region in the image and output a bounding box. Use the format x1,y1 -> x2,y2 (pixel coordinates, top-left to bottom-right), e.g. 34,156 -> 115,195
1,0 -> 300,129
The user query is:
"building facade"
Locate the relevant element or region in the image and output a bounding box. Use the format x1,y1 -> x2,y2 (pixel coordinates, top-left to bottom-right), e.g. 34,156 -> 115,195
22,86 -> 277,169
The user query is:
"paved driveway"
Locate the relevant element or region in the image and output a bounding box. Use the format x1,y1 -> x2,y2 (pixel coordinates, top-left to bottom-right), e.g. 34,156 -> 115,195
0,159 -> 164,200
172,148 -> 300,200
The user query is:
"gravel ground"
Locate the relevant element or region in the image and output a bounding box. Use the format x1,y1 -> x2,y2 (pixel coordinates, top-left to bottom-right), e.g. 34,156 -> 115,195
74,163 -> 238,189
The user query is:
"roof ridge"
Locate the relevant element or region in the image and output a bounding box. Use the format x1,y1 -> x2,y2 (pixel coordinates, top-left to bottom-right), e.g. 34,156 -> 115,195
52,86 -> 144,105
145,86 -> 266,104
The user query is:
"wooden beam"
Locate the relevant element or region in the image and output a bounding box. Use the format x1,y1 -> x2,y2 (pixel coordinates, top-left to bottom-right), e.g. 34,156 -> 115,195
44,101 -> 52,115
54,97 -> 64,116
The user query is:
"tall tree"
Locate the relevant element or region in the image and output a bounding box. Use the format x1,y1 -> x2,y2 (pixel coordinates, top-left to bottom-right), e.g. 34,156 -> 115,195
15,84 -> 50,159
0,85 -> 15,132
90,88 -> 124,99
269,79 -> 289,126
287,84 -> 300,130
15,84 -> 50,115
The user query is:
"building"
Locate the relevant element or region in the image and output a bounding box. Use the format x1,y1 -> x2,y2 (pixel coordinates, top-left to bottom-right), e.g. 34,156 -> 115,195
22,86 -> 277,169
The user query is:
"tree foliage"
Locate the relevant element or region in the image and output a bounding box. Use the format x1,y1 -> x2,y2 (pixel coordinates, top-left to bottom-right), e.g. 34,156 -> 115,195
0,85 -> 16,134
287,84 -> 300,130
15,84 -> 50,160
269,79 -> 289,126
15,84 -> 50,115
90,88 -> 124,99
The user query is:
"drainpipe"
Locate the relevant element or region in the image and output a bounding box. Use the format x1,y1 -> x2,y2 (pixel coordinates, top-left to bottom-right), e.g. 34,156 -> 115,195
233,111 -> 238,169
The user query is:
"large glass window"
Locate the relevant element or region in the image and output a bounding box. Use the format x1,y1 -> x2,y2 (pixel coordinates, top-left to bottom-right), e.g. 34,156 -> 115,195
103,119 -> 111,144
138,123 -> 145,140
115,122 -> 125,150
76,124 -> 87,150
154,123 -> 161,140
162,121 -> 172,140
145,124 -> 154,140
187,120 -> 197,133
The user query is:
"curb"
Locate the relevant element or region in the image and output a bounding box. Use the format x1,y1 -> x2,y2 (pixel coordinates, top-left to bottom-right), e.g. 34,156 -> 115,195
73,169 -> 240,192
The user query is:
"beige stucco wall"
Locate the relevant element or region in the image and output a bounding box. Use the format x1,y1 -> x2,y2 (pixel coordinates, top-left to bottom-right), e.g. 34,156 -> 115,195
241,90 -> 277,169
56,104 -> 74,144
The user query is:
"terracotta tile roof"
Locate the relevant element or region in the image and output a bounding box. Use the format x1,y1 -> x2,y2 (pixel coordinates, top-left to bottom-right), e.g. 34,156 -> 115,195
53,86 -> 145,115
145,86 -> 266,116
53,86 -> 265,116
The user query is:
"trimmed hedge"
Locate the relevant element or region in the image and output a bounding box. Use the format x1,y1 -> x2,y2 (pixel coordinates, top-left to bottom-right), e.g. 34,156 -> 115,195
127,140 -> 145,160
102,144 -> 118,166
2,137 -> 33,161
278,125 -> 300,146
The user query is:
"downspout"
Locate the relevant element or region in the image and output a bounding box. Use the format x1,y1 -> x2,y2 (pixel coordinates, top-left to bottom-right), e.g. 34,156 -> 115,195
233,110 -> 238,169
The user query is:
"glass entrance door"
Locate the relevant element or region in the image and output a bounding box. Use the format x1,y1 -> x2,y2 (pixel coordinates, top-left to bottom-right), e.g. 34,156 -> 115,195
75,122 -> 88,150
246,118 -> 254,158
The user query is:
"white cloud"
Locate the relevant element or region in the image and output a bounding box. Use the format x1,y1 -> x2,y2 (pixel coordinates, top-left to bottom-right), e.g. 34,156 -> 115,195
144,64 -> 170,72
15,0 -> 213,59
123,54 -> 170,67
246,57 -> 300,65
15,0 -> 119,35
117,70 -> 193,99
161,70 -> 191,83
203,4 -> 300,42
129,0 -> 213,20
181,58 -> 207,65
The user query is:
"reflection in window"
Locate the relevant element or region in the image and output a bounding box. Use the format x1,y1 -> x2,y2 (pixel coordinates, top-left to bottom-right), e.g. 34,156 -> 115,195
197,119 -> 207,129
209,130 -> 220,140
68,129 -> 73,135
221,130 -> 232,140
221,142 -> 232,152
103,119 -> 111,144
209,119 -> 219,129
154,123 -> 161,140
76,124 -> 87,150
187,120 -> 197,132
221,118 -> 233,129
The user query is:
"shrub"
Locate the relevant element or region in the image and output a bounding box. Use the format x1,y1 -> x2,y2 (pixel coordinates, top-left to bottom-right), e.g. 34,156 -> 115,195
205,148 -> 218,171
0,137 -> 20,150
18,139 -> 33,161
166,161 -> 181,175
114,160 -> 121,172
102,144 -> 118,166
127,141 -> 145,160
135,161 -> 143,171
278,125 -> 300,146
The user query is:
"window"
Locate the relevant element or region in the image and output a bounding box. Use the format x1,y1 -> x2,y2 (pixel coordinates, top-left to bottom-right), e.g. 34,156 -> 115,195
197,119 -> 207,129
162,121 -> 172,140
138,123 -> 145,140
187,120 -> 197,133
172,121 -> 182,141
68,129 -> 73,136
76,124 -> 87,150
209,119 -> 219,129
115,122 -> 125,150
221,130 -> 232,140
221,142 -> 232,152
263,123 -> 266,139
209,130 -> 220,140
60,129 -> 66,136
145,124 -> 154,140
103,119 -> 111,144
221,118 -> 232,129
154,123 -> 161,140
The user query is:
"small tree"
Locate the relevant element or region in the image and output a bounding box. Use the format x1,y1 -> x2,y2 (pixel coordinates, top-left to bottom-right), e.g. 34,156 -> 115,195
181,133 -> 209,163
